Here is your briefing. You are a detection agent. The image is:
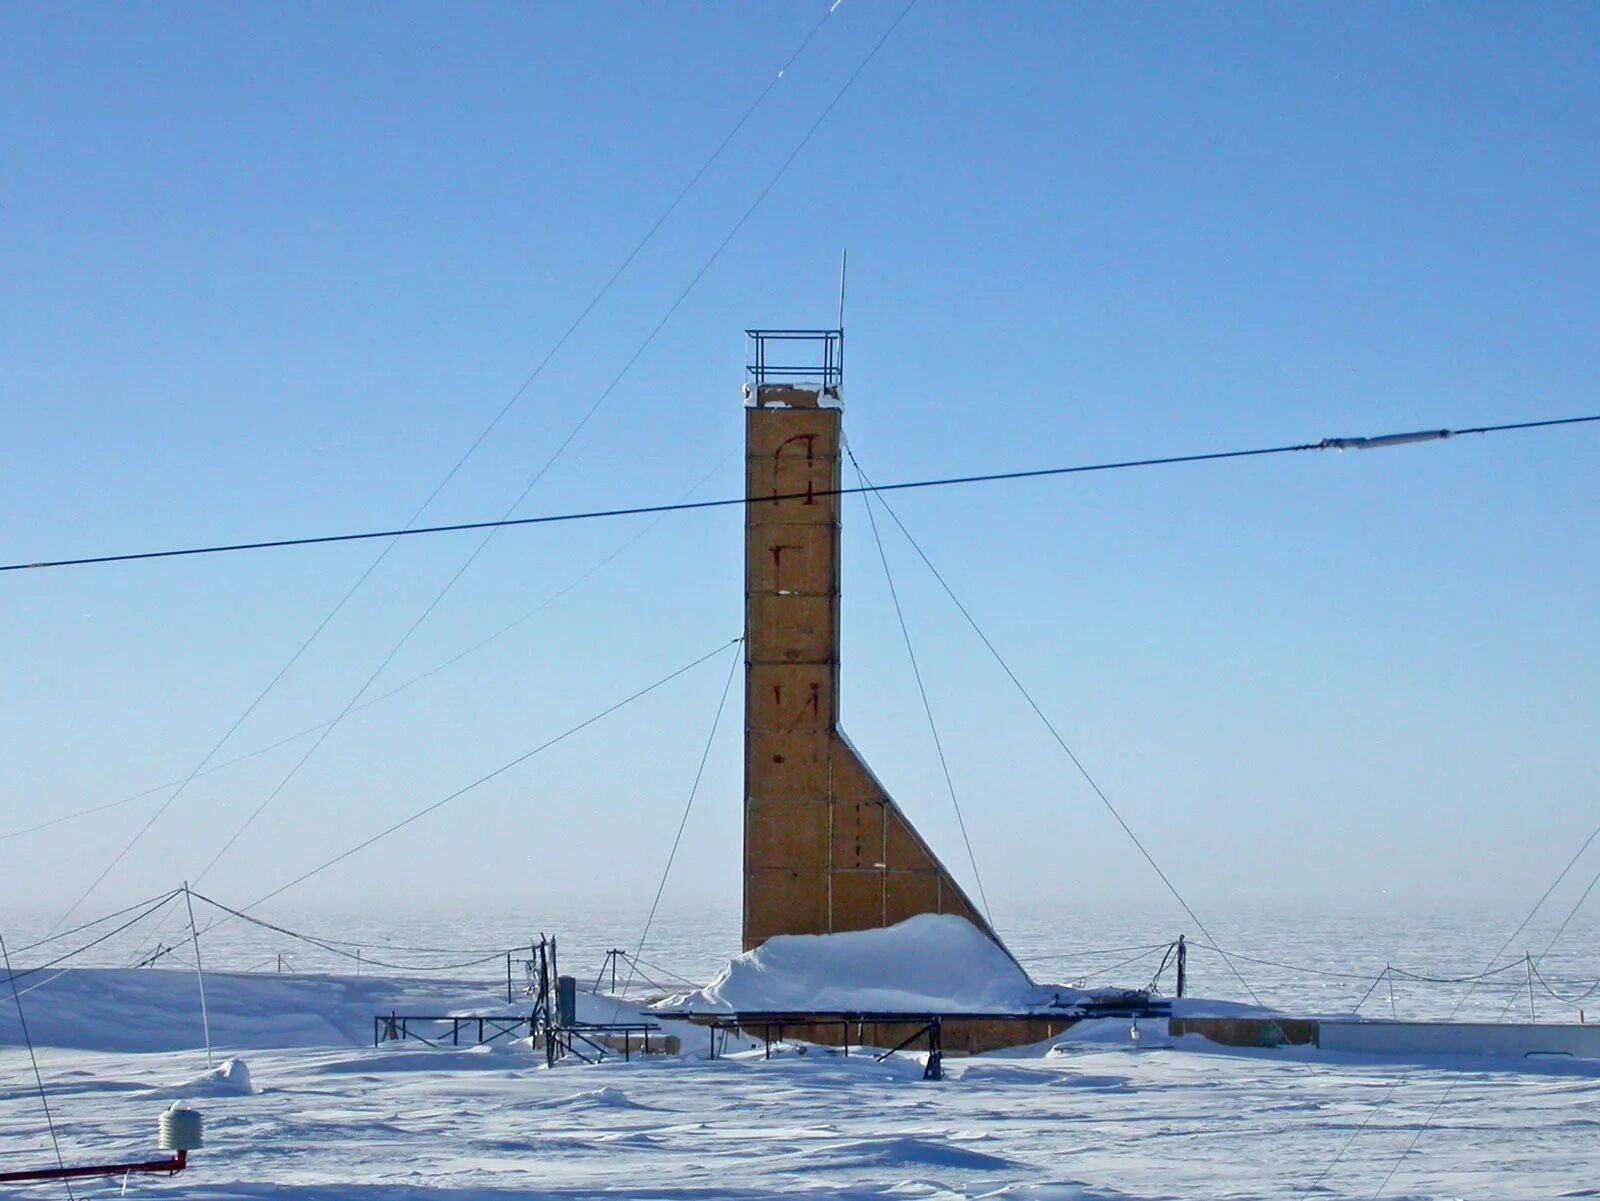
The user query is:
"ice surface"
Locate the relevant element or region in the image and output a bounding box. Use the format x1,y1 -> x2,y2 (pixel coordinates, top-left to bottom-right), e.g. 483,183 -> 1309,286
2,963 -> 1599,1198
3,934 -> 1599,1198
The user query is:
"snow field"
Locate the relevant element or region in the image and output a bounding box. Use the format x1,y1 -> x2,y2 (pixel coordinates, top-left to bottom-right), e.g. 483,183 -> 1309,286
3,967 -> 1599,1199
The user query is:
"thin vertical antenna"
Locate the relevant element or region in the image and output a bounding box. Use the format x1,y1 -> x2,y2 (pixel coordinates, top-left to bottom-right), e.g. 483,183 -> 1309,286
837,248 -> 848,330
184,883 -> 214,1067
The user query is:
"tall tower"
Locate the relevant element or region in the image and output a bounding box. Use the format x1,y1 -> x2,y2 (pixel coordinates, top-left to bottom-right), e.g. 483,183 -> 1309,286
742,329 -> 1003,953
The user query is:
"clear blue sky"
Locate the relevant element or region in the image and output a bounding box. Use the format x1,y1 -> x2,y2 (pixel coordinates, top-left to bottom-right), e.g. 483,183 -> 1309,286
3,3 -> 1596,938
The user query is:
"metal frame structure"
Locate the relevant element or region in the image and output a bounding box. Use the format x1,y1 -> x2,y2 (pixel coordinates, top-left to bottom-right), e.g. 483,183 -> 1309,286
548,1021 -> 664,1065
662,990 -> 1173,1074
745,329 -> 843,395
369,934 -> 665,1065
373,1013 -> 532,1048
688,1012 -> 957,1080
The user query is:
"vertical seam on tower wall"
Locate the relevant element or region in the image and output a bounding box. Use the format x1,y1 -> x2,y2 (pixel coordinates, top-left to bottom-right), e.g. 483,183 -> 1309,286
743,410 -> 755,948
826,737 -> 835,932
828,418 -> 839,934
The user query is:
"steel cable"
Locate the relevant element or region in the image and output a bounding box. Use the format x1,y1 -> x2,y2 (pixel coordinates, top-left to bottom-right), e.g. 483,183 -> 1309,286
7,415 -> 1595,575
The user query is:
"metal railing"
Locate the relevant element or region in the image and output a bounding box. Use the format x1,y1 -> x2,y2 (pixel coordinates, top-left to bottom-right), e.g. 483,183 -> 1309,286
745,328 -> 843,393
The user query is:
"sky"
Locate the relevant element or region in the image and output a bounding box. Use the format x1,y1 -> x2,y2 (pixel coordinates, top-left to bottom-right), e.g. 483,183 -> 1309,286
3,3 -> 1597,946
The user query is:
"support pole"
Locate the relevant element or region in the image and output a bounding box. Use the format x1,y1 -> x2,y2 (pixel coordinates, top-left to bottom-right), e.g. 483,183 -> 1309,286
924,1017 -> 943,1081
1175,935 -> 1187,998
183,883 -> 213,1068
1527,954 -> 1538,1022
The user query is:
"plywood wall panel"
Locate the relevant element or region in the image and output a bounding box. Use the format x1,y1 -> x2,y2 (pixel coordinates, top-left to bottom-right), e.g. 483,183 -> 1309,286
746,592 -> 835,664
746,732 -> 831,801
745,867 -> 828,942
747,664 -> 834,733
746,798 -> 830,871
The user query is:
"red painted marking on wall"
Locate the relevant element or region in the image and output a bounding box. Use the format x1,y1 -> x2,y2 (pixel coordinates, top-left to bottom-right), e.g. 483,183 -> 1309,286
770,435 -> 820,506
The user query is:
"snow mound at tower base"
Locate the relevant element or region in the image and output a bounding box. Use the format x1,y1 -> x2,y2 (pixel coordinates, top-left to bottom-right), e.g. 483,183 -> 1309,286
659,914 -> 1052,1014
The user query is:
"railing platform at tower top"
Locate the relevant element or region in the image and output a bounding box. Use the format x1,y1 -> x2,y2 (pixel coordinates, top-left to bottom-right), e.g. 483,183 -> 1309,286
745,328 -> 843,396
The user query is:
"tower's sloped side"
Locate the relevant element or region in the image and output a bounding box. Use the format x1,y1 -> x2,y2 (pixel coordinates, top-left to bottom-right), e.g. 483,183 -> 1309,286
743,400 -> 999,953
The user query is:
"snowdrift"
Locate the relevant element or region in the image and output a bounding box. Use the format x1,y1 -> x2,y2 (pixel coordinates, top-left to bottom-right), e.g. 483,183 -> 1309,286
0,968 -> 514,1052
659,914 -> 1051,1014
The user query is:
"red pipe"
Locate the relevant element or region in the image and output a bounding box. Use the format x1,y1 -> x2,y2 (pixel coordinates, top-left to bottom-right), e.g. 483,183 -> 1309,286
0,1148 -> 187,1183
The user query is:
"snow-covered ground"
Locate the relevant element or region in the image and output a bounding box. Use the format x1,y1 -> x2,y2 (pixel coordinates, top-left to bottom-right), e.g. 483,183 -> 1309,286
4,944 -> 1599,1199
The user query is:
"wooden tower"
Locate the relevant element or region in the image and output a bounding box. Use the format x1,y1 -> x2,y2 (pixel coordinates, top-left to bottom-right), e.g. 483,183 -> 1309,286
741,329 -> 1004,953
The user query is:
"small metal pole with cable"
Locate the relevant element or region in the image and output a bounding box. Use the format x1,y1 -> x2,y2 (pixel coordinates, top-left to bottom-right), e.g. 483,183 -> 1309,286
1352,967 -> 1384,1014
182,884 -> 213,1068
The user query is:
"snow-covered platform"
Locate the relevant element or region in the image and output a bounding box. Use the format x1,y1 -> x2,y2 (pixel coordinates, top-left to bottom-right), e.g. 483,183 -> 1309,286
655,915 -> 1224,1056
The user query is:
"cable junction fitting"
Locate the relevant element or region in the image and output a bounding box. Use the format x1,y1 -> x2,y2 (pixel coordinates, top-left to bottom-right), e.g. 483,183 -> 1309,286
1316,429 -> 1452,451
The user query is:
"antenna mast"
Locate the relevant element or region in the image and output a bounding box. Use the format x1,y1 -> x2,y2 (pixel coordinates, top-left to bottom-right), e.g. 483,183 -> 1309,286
837,248 -> 848,331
